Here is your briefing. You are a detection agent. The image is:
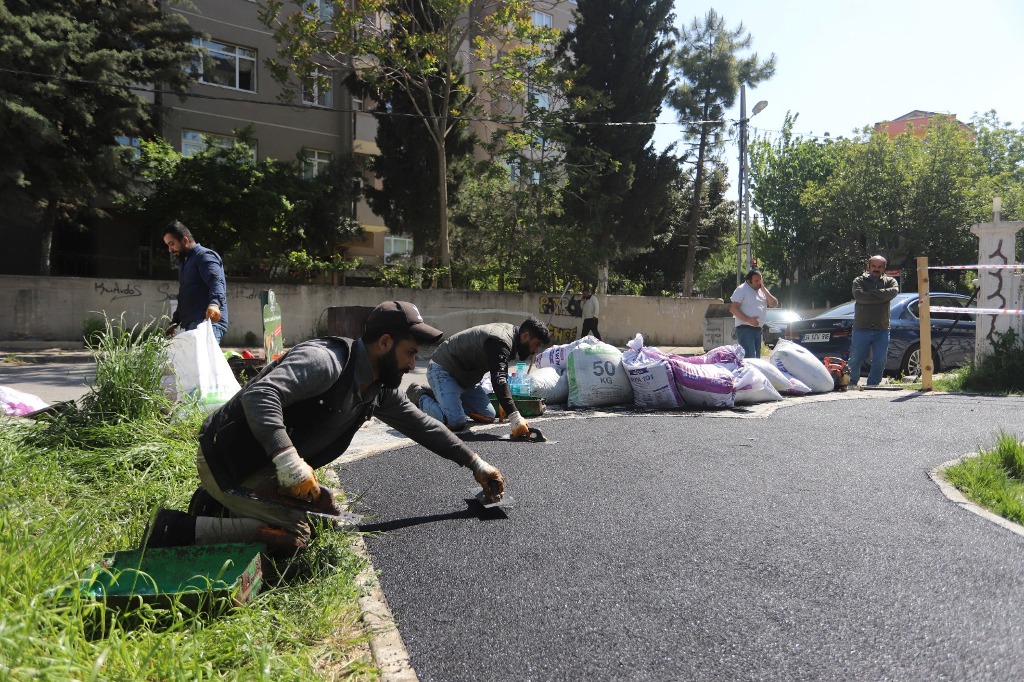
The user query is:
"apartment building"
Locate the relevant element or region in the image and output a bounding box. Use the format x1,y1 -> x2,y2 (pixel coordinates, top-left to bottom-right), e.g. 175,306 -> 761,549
164,0 -> 389,266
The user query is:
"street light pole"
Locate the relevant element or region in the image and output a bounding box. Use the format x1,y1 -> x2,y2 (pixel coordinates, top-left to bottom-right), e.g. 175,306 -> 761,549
736,84 -> 767,286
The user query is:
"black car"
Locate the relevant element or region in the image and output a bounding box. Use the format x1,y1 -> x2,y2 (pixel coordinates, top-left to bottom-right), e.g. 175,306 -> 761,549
784,293 -> 975,376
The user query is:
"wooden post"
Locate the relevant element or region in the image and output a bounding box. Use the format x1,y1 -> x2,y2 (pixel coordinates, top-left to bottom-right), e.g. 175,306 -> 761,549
916,256 -> 933,390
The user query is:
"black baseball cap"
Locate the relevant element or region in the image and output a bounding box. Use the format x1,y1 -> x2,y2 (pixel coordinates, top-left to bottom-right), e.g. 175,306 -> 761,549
364,301 -> 443,344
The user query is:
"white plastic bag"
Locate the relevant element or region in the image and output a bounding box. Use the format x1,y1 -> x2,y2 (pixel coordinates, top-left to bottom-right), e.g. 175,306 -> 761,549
528,366 -> 569,404
566,341 -> 633,408
166,320 -> 241,412
622,334 -> 685,409
769,339 -> 835,394
0,386 -> 49,417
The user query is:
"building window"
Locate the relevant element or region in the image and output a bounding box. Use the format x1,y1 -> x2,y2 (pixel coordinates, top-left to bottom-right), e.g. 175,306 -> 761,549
302,149 -> 333,179
301,69 -> 334,107
305,0 -> 333,21
385,234 -> 414,263
193,38 -> 256,92
530,90 -> 550,110
531,10 -> 553,28
181,129 -> 254,158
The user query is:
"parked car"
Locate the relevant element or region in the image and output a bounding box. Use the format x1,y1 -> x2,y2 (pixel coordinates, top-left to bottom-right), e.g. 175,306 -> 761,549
783,293 -> 975,376
762,308 -> 803,348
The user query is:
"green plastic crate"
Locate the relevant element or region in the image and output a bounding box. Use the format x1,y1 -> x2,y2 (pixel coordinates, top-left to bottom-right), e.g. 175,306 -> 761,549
487,393 -> 546,417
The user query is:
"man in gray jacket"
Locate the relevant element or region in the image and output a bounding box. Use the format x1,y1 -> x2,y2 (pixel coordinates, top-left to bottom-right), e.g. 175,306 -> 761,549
849,255 -> 900,386
407,318 -> 551,438
142,301 -> 506,553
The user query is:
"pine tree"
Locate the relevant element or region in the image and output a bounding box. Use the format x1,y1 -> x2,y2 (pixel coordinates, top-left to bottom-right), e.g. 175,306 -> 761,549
0,0 -> 199,275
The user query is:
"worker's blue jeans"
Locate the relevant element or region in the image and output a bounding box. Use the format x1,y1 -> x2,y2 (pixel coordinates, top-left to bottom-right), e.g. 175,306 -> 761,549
419,361 -> 496,430
735,324 -> 763,360
848,328 -> 890,386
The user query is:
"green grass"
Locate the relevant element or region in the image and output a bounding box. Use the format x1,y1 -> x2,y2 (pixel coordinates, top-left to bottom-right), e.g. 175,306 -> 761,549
944,433 -> 1024,526
0,321 -> 377,681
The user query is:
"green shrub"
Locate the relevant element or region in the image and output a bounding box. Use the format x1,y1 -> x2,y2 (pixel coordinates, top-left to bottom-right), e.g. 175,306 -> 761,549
957,329 -> 1024,394
945,433 -> 1024,525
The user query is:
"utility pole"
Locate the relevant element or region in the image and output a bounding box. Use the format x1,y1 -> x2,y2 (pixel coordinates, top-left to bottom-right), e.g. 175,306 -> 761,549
736,84 -> 767,286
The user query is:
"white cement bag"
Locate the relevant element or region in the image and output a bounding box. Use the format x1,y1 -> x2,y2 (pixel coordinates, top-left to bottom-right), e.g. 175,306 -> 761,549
770,339 -> 834,394
732,364 -> 784,404
622,334 -> 685,409
744,357 -> 811,395
667,356 -> 735,408
535,335 -> 599,372
567,341 -> 633,408
529,366 -> 569,404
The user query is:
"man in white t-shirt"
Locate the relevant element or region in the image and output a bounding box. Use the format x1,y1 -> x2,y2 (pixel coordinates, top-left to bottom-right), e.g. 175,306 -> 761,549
729,269 -> 778,359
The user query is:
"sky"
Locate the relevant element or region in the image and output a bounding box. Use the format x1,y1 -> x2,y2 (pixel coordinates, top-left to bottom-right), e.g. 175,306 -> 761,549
654,0 -> 1024,176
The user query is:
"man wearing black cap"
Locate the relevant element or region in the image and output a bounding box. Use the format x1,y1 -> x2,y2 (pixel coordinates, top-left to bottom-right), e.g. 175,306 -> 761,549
142,300 -> 505,553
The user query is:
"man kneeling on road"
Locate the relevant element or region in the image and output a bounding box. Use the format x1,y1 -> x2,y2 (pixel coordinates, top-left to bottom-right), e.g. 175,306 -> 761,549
407,317 -> 551,438
142,301 -> 505,554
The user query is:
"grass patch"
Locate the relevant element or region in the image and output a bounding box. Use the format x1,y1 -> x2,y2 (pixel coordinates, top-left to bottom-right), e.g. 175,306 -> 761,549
944,433 -> 1024,526
0,320 -> 376,680
932,329 -> 1024,394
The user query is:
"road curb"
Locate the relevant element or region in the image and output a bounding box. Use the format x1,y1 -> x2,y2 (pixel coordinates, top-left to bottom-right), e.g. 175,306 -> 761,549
929,455 -> 1024,540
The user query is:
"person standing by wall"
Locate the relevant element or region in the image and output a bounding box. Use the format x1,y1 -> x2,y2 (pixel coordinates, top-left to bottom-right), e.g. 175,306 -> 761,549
162,220 -> 229,343
729,269 -> 778,359
848,255 -> 900,386
580,288 -> 602,341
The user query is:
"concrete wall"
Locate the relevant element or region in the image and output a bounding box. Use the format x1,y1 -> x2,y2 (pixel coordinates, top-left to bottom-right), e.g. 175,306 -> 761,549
0,275 -> 718,348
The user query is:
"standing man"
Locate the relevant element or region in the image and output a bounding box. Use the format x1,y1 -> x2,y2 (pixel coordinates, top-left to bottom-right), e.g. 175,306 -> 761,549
142,301 -> 506,553
729,269 -> 778,359
849,255 -> 900,386
407,318 -> 551,437
580,288 -> 602,341
163,220 -> 229,343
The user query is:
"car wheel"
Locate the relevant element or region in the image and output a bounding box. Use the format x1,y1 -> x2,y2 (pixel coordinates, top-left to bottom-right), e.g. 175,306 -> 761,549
900,342 -> 939,377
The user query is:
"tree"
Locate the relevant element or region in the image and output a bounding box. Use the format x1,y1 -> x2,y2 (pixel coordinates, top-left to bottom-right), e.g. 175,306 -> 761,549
670,9 -> 775,296
119,133 -> 364,278
557,0 -> 679,290
260,0 -> 557,288
0,0 -> 198,275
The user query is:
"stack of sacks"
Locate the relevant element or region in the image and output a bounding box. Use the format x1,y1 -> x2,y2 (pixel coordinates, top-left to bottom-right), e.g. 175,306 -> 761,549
621,334 -> 685,409
769,339 -> 835,394
743,357 -> 811,395
535,335 -> 598,372
666,345 -> 738,409
567,340 -> 634,408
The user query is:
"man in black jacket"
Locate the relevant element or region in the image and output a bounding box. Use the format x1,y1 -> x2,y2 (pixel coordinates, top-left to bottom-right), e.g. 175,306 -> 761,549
143,301 -> 505,552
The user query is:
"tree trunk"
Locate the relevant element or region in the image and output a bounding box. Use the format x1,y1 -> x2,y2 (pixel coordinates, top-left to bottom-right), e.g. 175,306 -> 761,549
39,195 -> 60,276
436,139 -> 452,289
682,126 -> 710,296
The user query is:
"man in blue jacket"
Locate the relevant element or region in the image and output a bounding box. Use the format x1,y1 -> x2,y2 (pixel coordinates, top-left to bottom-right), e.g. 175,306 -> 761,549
163,220 -> 229,342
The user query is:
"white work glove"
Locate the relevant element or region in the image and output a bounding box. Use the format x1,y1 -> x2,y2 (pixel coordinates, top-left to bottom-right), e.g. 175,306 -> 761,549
206,303 -> 222,323
273,446 -> 321,503
509,412 -> 530,439
468,453 -> 505,502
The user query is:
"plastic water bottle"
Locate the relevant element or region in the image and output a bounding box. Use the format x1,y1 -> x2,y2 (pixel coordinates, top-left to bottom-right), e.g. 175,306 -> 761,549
511,362 -> 532,397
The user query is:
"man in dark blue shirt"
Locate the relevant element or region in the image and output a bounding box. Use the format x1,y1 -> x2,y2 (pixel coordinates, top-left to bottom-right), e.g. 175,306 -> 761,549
162,221 -> 229,342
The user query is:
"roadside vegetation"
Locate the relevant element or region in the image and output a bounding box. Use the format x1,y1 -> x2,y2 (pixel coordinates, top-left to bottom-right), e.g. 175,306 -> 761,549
944,433 -> 1024,526
932,330 -> 1024,394
0,321 -> 375,680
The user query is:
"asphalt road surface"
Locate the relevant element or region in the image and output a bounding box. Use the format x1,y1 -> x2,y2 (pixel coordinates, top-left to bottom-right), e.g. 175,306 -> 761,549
339,393 -> 1024,681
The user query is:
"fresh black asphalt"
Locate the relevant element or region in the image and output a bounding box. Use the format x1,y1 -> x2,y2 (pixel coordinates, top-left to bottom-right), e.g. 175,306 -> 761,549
338,393 -> 1024,681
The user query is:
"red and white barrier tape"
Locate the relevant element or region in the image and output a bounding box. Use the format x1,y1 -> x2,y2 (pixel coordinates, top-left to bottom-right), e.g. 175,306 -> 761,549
929,306 -> 1024,316
926,264 -> 1024,270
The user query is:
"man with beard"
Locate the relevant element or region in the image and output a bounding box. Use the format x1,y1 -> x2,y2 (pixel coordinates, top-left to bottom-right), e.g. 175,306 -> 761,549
406,317 -> 551,438
141,301 -> 505,553
162,221 -> 229,342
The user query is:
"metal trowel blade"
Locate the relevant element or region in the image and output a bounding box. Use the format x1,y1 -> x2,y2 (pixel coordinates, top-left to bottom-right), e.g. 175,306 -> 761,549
475,489 -> 515,509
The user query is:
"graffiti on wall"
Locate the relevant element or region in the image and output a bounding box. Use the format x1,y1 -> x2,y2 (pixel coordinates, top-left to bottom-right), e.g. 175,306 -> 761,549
549,325 -> 579,345
539,293 -> 583,318
94,281 -> 143,302
984,240 -> 1009,344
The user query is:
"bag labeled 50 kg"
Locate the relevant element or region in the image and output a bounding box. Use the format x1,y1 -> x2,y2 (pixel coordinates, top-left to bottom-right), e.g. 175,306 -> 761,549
566,342 -> 634,408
